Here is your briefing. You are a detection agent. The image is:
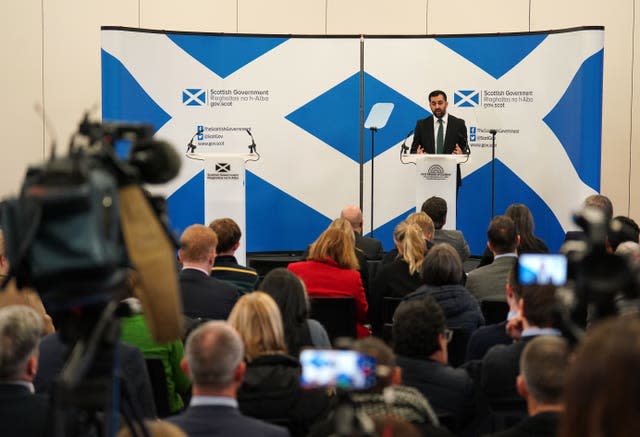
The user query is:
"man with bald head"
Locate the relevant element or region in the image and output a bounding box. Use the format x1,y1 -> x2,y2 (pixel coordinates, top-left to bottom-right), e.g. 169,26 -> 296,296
168,321 -> 289,436
340,205 -> 384,260
179,224 -> 240,321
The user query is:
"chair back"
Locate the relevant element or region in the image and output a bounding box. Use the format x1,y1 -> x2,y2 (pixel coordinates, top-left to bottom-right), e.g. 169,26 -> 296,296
447,327 -> 471,368
144,357 -> 172,418
309,297 -> 356,344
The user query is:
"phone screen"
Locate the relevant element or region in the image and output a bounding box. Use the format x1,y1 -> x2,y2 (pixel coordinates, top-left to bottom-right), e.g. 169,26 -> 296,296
518,253 -> 567,286
299,349 -> 376,390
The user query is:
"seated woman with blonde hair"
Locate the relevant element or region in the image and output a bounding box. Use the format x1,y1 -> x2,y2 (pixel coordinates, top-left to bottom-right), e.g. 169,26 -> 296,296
370,222 -> 426,335
228,292 -> 330,436
288,225 -> 369,338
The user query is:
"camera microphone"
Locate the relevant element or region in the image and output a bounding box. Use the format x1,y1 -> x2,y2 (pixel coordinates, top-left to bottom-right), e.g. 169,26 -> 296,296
129,140 -> 182,184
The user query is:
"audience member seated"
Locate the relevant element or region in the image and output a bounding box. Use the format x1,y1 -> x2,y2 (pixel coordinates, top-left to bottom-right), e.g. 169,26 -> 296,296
0,306 -> 49,437
466,266 -> 520,361
393,296 -> 477,430
228,292 -> 330,436
209,218 -> 259,293
564,194 -> 613,244
328,218 -> 371,301
616,241 -> 640,266
487,336 -> 568,437
120,297 -> 191,415
370,222 -> 425,334
478,204 -> 549,267
341,204 -> 384,260
310,337 -> 452,437
481,285 -> 560,403
467,216 -> 519,302
178,224 -> 240,321
559,316 -> 640,437
260,268 -> 331,355
288,226 -> 369,338
421,196 -> 470,262
382,211 -> 435,265
402,244 -> 484,332
35,324 -> 157,418
167,320 -> 289,436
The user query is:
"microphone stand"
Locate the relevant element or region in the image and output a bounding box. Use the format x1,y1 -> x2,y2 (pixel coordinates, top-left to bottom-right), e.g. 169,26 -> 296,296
369,127 -> 377,238
490,129 -> 497,219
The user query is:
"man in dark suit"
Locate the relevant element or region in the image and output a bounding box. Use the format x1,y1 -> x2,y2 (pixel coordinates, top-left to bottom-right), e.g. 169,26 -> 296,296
481,285 -> 561,404
393,296 -> 477,430
168,320 -> 289,437
421,196 -> 470,262
0,306 -> 49,437
410,90 -> 468,188
178,224 -> 240,320
466,216 -> 519,301
410,90 -> 468,155
341,205 -> 384,259
486,336 -> 568,437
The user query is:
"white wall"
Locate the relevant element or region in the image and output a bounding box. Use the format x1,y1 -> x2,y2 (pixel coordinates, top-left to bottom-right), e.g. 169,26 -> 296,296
1,0 -> 637,220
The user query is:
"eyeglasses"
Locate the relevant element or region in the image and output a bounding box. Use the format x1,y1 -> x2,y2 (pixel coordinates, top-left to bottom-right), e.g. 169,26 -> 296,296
443,329 -> 453,343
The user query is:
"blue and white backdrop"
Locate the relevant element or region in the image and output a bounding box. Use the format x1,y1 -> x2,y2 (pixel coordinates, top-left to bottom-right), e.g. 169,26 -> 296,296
101,26 -> 604,255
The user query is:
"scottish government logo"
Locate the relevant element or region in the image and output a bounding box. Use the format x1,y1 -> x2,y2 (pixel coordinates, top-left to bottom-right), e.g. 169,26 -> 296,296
454,90 -> 480,107
182,89 -> 207,106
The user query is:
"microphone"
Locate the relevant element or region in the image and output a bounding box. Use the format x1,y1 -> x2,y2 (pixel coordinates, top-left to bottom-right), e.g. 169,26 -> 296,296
400,130 -> 413,154
186,132 -> 197,154
129,139 -> 182,184
246,129 -> 257,153
489,129 -> 498,135
458,132 -> 470,155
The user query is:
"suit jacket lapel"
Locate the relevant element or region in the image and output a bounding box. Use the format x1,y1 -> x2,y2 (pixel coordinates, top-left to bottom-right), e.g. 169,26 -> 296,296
425,116 -> 435,153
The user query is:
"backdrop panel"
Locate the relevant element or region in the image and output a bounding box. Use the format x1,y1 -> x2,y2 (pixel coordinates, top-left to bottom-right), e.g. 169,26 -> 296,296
101,27 -> 603,254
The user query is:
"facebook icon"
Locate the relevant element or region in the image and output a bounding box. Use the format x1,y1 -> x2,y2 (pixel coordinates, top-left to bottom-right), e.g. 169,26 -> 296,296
470,126 -> 477,142
197,125 -> 204,141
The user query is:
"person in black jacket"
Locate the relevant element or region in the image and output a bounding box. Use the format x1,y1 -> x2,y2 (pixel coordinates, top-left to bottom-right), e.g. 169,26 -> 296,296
402,244 -> 483,332
0,306 -> 50,437
178,224 -> 240,321
228,292 -> 331,437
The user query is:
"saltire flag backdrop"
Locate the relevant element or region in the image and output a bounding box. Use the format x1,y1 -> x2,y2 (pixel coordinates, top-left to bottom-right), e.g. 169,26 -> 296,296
101,26 -> 604,255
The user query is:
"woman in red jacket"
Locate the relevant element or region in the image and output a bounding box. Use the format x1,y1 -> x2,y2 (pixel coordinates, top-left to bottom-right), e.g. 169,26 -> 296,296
288,225 -> 370,337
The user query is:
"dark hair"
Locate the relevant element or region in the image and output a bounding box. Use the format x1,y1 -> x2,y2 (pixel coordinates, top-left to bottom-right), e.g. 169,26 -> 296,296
488,215 -> 518,254
559,316 -> 640,437
209,218 -> 241,253
505,204 -> 538,252
428,90 -> 447,101
421,244 -> 463,286
260,268 -> 310,356
609,216 -> 640,250
584,194 -> 613,223
521,285 -> 556,327
421,196 -> 447,229
393,296 -> 445,358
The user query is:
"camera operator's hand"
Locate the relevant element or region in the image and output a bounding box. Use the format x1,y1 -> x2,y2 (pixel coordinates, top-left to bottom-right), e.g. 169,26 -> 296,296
506,314 -> 524,340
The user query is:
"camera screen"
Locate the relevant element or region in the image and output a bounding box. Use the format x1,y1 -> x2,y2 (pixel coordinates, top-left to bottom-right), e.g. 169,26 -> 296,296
518,253 -> 568,286
299,349 -> 376,390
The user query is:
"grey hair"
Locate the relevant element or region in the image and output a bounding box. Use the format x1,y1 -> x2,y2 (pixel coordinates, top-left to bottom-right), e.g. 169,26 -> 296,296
185,321 -> 244,390
520,336 -> 569,404
0,305 -> 43,380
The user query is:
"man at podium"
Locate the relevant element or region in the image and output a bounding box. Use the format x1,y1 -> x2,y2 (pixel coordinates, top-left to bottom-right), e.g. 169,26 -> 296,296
410,90 -> 467,155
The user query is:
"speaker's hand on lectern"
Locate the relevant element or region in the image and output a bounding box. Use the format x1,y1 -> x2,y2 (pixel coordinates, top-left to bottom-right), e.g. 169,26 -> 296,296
416,145 -> 425,154
453,144 -> 462,155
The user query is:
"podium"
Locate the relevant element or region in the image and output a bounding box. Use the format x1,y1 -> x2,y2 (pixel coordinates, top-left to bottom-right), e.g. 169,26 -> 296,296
406,154 -> 470,229
186,152 -> 258,265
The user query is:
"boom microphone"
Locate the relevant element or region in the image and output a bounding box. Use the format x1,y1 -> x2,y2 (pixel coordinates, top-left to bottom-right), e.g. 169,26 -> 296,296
129,139 -> 182,184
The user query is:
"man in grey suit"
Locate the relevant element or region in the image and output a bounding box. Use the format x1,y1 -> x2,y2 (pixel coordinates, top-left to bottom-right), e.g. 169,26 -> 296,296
466,216 -> 519,301
341,204 -> 384,259
421,196 -> 470,262
168,321 -> 289,437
